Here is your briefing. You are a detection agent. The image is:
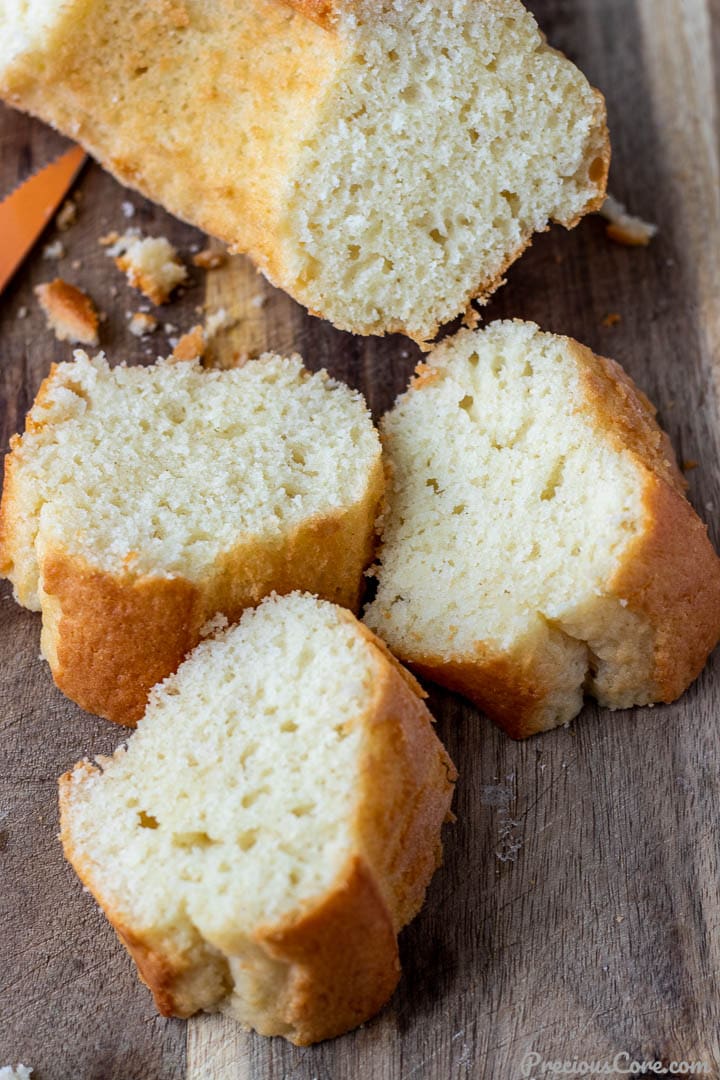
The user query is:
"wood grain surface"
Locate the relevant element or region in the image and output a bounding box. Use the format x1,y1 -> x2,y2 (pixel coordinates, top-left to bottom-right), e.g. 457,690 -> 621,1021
2,2 -> 720,1077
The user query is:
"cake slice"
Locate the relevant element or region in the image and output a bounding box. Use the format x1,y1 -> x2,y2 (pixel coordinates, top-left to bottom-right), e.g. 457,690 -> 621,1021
59,592 -> 456,1045
0,351 -> 382,726
0,0 -> 608,342
364,321 -> 720,738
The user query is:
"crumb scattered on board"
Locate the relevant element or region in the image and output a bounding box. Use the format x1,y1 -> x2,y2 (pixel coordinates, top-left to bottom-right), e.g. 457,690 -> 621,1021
35,279 -> 99,346
42,239 -> 65,260
600,195 -> 658,247
170,324 -> 205,362
192,247 -> 226,270
55,198 -> 77,231
601,312 -> 622,328
171,308 -> 236,362
103,229 -> 187,304
128,311 -> 158,337
0,1066 -> 33,1080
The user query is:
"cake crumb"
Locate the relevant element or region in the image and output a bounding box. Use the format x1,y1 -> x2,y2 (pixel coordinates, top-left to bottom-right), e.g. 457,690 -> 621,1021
35,279 -> 99,345
107,230 -> 187,304
192,247 -> 226,270
0,1065 -> 33,1080
56,198 -> 77,231
600,195 -> 657,247
682,460 -> 699,472
121,200 -> 136,219
250,292 -> 267,308
171,324 -> 205,362
169,309 -> 237,365
128,311 -> 158,337
601,312 -> 621,328
16,306 -> 28,319
42,239 -> 65,260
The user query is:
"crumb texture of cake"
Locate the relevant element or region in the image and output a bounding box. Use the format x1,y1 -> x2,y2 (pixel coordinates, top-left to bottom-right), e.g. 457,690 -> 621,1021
0,352 -> 383,725
0,0 -> 607,341
364,320 -> 720,738
59,592 -> 456,1045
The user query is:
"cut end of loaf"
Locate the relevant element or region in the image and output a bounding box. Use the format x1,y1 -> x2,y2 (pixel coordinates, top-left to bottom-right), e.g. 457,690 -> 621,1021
282,0 -> 609,340
59,592 -> 454,1042
364,320 -> 704,734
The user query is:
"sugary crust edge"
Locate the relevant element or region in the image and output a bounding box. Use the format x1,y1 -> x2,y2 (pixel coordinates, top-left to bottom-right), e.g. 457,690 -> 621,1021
377,327 -> 720,738
58,615 -> 456,1044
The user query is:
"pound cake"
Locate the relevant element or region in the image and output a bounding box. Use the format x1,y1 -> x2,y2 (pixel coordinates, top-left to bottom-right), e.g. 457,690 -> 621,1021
0,0 -> 607,342
59,592 -> 456,1045
0,352 -> 382,726
364,321 -> 720,738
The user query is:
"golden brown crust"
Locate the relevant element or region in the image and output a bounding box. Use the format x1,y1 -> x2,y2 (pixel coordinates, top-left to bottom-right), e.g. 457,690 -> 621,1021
409,651 -> 552,741
58,616 -> 455,1044
38,468 -> 382,727
572,338 -> 686,494
35,279 -> 99,346
354,636 -> 457,926
571,337 -> 720,695
258,856 -> 400,1044
40,551 -> 204,726
609,475 -> 720,701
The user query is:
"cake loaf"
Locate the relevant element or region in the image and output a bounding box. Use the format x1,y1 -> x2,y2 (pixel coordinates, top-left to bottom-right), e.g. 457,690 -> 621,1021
0,0 -> 608,342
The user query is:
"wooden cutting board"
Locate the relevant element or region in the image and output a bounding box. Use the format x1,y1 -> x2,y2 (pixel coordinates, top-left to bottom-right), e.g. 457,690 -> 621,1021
2,2 -> 720,1077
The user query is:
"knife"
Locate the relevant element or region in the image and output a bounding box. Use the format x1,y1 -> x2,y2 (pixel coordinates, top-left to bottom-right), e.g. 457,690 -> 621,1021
0,144 -> 87,295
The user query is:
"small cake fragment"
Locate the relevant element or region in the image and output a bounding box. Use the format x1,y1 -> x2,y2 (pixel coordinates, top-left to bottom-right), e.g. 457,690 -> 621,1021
35,279 -> 99,345
107,230 -> 187,303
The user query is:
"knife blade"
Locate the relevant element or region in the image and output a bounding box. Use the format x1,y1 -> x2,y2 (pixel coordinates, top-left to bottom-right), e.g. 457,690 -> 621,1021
0,144 -> 87,296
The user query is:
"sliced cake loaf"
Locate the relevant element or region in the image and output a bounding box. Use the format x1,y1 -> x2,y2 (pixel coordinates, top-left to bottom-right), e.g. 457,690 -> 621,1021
0,352 -> 382,726
59,592 -> 456,1045
0,0 -> 607,342
364,321 -> 720,738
